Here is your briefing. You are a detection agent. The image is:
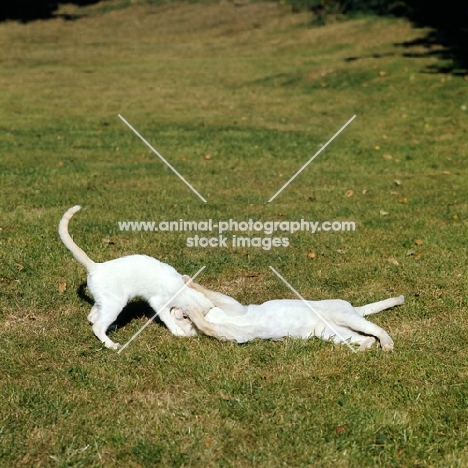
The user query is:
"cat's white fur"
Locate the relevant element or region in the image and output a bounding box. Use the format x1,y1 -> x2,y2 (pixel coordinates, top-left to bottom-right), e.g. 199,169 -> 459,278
172,277 -> 404,351
59,206 -> 214,349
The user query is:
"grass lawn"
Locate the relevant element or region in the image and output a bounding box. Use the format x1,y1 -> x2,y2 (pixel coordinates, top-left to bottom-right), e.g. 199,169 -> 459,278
0,1 -> 467,466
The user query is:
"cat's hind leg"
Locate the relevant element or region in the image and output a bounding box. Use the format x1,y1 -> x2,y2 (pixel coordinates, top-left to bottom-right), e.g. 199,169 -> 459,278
87,304 -> 99,324
335,313 -> 394,351
322,325 -> 376,351
91,298 -> 126,350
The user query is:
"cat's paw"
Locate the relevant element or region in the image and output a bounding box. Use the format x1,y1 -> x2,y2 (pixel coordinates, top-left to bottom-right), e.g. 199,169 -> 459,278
358,337 -> 376,351
382,342 -> 394,352
107,342 -> 121,351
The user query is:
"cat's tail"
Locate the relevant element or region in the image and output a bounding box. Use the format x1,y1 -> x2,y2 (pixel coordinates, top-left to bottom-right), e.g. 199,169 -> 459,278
355,295 -> 404,316
59,206 -> 96,271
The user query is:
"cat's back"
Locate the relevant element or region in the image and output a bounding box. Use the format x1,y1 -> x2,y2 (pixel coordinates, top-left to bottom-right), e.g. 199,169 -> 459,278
87,254 -> 184,300
99,253 -> 158,267
92,254 -> 179,280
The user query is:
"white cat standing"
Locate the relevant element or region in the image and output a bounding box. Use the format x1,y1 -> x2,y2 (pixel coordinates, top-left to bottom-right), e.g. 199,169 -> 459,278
59,206 -> 214,349
173,278 -> 404,351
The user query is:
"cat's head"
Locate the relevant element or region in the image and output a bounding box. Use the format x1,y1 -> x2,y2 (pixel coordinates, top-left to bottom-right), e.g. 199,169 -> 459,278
170,307 -> 199,336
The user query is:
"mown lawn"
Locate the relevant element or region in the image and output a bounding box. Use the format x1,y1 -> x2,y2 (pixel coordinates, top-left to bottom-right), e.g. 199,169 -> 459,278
0,1 -> 467,466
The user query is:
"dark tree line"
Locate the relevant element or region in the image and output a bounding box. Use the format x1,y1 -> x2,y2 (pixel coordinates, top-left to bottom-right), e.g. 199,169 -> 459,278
0,1 -> 99,21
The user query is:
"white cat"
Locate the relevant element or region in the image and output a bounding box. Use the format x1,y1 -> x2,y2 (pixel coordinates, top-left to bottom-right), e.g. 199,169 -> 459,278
172,277 -> 403,351
59,206 -> 214,349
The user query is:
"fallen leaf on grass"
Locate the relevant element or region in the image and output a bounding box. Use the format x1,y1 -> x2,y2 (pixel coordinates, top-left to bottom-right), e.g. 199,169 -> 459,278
415,239 -> 423,246
345,189 -> 353,198
398,197 -> 409,204
383,154 -> 393,160
59,281 -> 67,293
307,252 -> 316,259
380,209 -> 389,216
442,171 -> 451,175
204,154 -> 212,160
219,392 -> 230,401
406,249 -> 415,256
387,258 -> 399,266
15,263 -> 24,271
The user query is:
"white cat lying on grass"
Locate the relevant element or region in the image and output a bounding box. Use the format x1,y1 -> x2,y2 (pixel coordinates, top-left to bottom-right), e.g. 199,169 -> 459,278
59,206 -> 214,349
172,277 -> 403,351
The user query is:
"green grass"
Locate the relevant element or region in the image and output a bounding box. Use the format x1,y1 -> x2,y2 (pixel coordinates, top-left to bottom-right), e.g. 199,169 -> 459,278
1,1 -> 467,466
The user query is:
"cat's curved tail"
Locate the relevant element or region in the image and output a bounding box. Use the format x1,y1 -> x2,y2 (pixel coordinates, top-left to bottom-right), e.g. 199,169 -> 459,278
59,206 -> 96,271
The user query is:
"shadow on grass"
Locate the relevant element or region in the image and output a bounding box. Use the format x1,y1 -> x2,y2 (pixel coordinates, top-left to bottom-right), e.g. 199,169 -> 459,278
0,0 -> 100,22
398,31 -> 467,76
77,282 -> 165,333
343,2 -> 468,75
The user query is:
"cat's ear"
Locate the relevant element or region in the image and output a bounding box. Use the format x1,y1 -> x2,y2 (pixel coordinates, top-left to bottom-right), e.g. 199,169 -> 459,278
182,275 -> 192,285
